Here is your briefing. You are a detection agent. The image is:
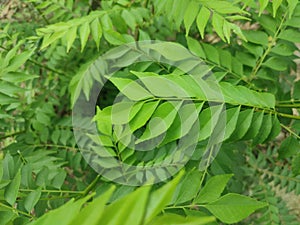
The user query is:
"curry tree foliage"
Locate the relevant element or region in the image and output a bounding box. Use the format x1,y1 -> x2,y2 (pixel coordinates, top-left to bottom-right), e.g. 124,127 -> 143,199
0,0 -> 300,224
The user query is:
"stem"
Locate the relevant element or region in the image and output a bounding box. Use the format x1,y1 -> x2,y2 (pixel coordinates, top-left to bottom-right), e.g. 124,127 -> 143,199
0,44 -> 65,76
19,189 -> 84,194
249,11 -> 288,80
276,112 -> 300,120
81,174 -> 101,197
276,104 -> 300,108
31,2 -> 50,25
31,143 -> 79,152
280,123 -> 300,139
0,130 -> 25,140
0,202 -> 34,218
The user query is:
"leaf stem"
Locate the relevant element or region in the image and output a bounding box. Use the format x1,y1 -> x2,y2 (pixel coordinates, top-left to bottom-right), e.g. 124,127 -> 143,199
280,123 -> 300,139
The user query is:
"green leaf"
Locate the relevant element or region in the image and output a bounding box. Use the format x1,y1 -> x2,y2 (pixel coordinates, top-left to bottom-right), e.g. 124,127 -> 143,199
184,1 -> 199,35
243,30 -> 268,46
242,111 -> 264,140
0,93 -> 19,105
174,169 -> 202,205
4,169 -> 21,205
79,22 -> 91,52
263,57 -> 288,71
70,187 -> 115,225
24,188 -> 42,212
144,171 -> 184,224
161,102 -> 203,145
148,213 -> 215,225
278,136 -> 300,159
90,18 -> 102,50
278,29 -> 300,42
229,109 -> 254,141
252,114 -> 273,145
292,153 -> 300,175
204,193 -> 268,224
293,80 -> 300,100
136,101 -> 182,143
198,105 -> 224,141
271,42 -> 296,56
223,107 -> 240,140
195,174 -> 233,204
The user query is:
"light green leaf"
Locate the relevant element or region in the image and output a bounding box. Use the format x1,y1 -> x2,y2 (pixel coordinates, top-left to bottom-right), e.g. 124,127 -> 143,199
6,49 -> 34,72
90,18 -> 102,50
146,42 -> 193,61
287,0 -> 298,18
204,193 -> 268,224
161,102 -> 203,145
184,1 -> 200,35
212,13 -> 225,42
79,22 -> 91,52
131,71 -> 189,97
259,0 -> 269,15
196,6 -> 211,39
195,174 -> 233,204
4,169 -> 21,205
109,77 -> 153,101
29,195 -> 92,225
148,214 -> 215,225
70,187 -> 115,225
129,101 -> 160,132
136,101 -> 182,143
198,105 -> 224,141
66,26 -> 77,52
104,29 -> 126,45
100,185 -> 150,225
144,171 -> 184,224
1,72 -> 39,83
186,37 -> 206,59
111,101 -> 136,125
272,0 -> 282,17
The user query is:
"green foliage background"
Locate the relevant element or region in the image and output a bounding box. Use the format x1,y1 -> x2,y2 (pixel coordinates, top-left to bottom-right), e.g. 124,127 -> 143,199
0,0 -> 300,224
